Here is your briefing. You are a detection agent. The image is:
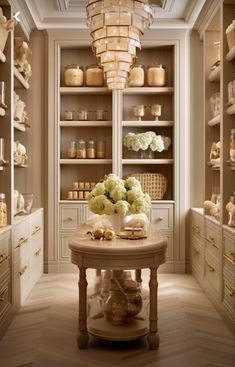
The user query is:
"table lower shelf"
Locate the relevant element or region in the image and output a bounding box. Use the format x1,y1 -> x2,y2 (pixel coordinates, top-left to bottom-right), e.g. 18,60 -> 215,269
87,290 -> 149,341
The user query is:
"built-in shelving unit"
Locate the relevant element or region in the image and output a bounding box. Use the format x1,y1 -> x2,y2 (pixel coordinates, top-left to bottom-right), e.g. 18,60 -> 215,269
122,159 -> 174,165
60,87 -> 110,95
123,87 -> 174,95
59,121 -> 112,127
59,159 -> 112,165
122,121 -> 174,127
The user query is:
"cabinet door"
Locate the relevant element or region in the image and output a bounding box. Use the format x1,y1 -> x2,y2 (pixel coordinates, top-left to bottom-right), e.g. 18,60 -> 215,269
161,230 -> 173,260
205,219 -> 221,262
59,232 -> 73,262
13,219 -> 30,264
150,204 -> 173,230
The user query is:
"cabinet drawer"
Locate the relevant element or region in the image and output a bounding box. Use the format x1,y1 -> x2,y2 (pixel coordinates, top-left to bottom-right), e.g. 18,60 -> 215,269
191,210 -> 204,241
13,220 -> 30,262
205,254 -> 220,294
161,230 -> 173,260
60,207 -> 78,230
30,210 -> 43,237
0,231 -> 10,277
0,278 -> 11,317
150,204 -> 173,230
223,278 -> 235,316
223,229 -> 235,276
31,246 -> 43,273
191,238 -> 204,270
205,221 -> 221,262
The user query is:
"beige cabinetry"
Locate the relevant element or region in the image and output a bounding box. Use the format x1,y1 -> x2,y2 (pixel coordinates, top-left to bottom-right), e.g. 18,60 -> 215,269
0,227 -> 12,338
13,209 -> 43,305
191,208 -> 235,330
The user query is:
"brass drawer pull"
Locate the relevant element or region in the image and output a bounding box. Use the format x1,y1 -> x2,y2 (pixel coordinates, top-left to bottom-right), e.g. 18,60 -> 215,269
156,217 -> 163,221
193,247 -> 199,255
15,236 -> 29,249
34,248 -> 42,257
0,286 -> 8,301
206,261 -> 215,272
223,252 -> 235,265
19,265 -> 28,276
225,283 -> 235,297
65,217 -> 73,221
0,254 -> 9,265
32,225 -> 41,236
206,236 -> 219,249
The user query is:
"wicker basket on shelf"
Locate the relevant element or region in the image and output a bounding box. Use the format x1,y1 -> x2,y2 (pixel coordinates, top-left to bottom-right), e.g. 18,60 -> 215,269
127,173 -> 167,200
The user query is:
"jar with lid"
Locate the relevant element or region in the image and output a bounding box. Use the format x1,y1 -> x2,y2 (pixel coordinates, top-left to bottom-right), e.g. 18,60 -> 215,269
0,193 -> 7,227
128,65 -> 145,87
87,140 -> 96,159
230,128 -> 235,162
64,110 -> 75,121
68,140 -> 77,159
147,64 -> 166,87
64,64 -> 84,86
95,110 -> 108,121
78,110 -> 89,121
85,65 -> 104,87
96,141 -> 106,159
77,139 -> 86,159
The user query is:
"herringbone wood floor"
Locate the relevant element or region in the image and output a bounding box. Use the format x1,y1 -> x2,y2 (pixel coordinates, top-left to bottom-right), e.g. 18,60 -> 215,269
0,272 -> 234,367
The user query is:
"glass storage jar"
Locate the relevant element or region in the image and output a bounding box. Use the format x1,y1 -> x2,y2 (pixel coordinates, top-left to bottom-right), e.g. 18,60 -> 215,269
230,128 -> 235,162
87,140 -> 96,158
95,109 -> 108,121
77,139 -> 86,159
147,64 -> 166,87
68,140 -> 77,158
96,141 -> 106,159
78,110 -> 89,121
64,64 -> 84,86
64,110 -> 74,121
85,65 -> 104,87
22,193 -> 33,214
0,193 -> 7,227
128,65 -> 145,87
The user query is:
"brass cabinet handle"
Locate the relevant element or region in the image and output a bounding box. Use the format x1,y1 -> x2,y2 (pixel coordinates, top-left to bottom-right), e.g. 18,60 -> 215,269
0,254 -> 9,265
193,246 -> 199,255
156,216 -> 163,221
14,236 -> 29,249
32,225 -> 41,236
34,248 -> 42,257
206,261 -> 215,272
19,265 -> 28,276
223,251 -> 235,264
206,236 -> 219,249
64,217 -> 73,221
0,286 -> 8,301
225,283 -> 235,297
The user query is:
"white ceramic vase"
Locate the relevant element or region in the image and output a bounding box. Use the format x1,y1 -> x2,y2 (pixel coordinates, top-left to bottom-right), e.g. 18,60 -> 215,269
107,214 -> 132,233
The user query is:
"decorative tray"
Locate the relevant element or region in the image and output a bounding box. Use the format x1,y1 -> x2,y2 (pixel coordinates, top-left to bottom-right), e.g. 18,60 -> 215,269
117,227 -> 147,240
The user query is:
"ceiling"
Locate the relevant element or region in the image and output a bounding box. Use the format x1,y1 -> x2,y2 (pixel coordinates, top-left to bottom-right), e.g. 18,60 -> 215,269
9,0 -> 210,38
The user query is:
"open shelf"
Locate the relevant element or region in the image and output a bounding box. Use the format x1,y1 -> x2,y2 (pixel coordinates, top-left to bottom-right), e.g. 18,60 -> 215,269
123,87 -> 174,95
59,120 -> 112,127
122,121 -> 174,127
227,104 -> 235,115
0,107 -> 5,117
14,67 -> 30,90
59,159 -> 112,165
14,121 -> 26,132
0,50 -> 6,63
60,87 -> 110,95
226,45 -> 235,61
122,159 -> 174,165
208,114 -> 220,127
14,164 -> 28,168
208,65 -> 220,82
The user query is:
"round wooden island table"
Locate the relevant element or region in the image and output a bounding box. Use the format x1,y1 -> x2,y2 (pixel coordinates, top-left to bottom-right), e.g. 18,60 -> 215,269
69,225 -> 167,350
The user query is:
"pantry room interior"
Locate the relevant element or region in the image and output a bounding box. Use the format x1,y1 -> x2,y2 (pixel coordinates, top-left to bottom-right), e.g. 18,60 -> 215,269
0,0 -> 234,366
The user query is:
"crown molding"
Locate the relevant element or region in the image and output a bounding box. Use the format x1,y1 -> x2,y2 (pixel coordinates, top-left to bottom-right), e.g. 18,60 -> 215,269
185,0 -> 206,26
8,0 -> 35,39
194,0 -> 220,39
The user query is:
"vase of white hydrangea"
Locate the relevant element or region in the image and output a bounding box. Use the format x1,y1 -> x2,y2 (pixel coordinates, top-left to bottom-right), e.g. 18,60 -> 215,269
87,174 -> 151,233
140,147 -> 154,159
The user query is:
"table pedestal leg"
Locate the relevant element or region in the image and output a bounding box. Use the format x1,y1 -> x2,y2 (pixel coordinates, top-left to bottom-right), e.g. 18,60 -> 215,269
77,267 -> 89,349
147,267 -> 159,350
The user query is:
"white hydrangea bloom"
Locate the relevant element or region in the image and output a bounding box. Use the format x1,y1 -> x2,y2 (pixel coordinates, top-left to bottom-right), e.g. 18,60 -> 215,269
127,187 -> 143,204
103,199 -> 115,215
150,135 -> 164,152
110,184 -> 127,202
125,176 -> 142,190
162,136 -> 171,150
115,200 -> 130,216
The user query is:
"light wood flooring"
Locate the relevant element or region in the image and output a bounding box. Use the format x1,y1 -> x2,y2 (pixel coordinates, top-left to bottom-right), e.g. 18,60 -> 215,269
0,272 -> 234,367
